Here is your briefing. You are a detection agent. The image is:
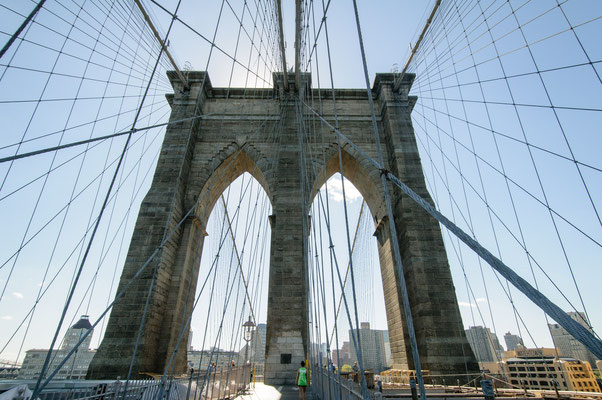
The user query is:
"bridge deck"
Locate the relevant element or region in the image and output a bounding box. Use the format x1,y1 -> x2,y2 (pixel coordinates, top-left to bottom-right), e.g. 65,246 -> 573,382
234,383 -> 300,400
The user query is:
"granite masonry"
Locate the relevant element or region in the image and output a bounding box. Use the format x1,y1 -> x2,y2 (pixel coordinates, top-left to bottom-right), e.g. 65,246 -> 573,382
87,71 -> 478,384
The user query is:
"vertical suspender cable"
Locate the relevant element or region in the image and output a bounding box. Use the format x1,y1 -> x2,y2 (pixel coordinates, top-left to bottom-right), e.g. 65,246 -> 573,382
393,0 -> 441,92
30,0 -> 185,396
314,0 -> 370,394
349,1 -> 427,398
308,3 -> 343,396
301,96 -> 602,361
275,0 -> 289,90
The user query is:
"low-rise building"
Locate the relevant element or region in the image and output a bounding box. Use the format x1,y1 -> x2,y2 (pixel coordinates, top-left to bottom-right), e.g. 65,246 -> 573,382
0,360 -> 21,379
18,315 -> 95,380
500,347 -> 599,393
479,361 -> 504,377
188,348 -> 239,370
19,349 -> 95,380
562,359 -> 599,392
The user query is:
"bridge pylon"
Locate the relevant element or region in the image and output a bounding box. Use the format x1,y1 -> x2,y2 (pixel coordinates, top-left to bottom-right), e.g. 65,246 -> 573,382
87,71 -> 478,384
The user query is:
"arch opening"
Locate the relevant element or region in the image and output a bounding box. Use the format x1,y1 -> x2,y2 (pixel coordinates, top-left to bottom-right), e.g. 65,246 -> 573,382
193,149 -> 272,229
188,171 -> 272,374
309,148 -> 386,224
308,172 -> 391,373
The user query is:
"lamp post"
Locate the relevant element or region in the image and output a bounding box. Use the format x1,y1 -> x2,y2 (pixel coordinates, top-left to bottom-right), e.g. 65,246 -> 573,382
242,316 -> 255,364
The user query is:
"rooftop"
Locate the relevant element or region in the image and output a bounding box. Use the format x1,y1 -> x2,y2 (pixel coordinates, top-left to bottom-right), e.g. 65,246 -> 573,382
71,315 -> 92,330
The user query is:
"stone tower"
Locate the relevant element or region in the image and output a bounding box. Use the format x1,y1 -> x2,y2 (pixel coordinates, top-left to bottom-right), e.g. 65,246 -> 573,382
87,71 -> 478,384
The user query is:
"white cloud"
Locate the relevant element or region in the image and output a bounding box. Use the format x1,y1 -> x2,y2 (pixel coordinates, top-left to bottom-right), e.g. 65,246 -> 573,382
326,178 -> 362,203
459,298 -> 488,308
1,315 -> 13,320
12,292 -> 23,299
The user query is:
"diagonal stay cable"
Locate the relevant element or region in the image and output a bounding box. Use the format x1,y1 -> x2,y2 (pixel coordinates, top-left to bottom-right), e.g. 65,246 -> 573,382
327,200 -> 364,347
0,92 -> 167,105
412,100 -> 602,174
350,0 -> 426,397
412,106 -> 602,249
0,120 -> 164,357
30,0 -> 185,395
409,0 -> 562,88
0,101 -> 169,204
32,95 -> 282,394
506,0 -> 598,323
0,109 -> 168,276
0,63 -> 171,96
0,0 -> 98,307
0,94 -> 168,153
299,97 -> 602,361
410,60 -> 602,102
221,195 -> 257,325
36,0 -> 174,83
0,113 -> 204,164
0,0 -> 47,59
12,0 -> 160,362
411,110 -> 601,322
0,5 -> 173,89
147,0 -> 273,87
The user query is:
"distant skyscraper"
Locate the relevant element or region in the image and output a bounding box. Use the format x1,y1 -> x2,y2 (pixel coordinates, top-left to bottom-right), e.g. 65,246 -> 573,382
349,322 -> 388,373
334,341 -> 351,367
255,323 -> 266,363
241,323 -> 266,364
465,326 -> 503,363
503,332 -> 523,351
61,315 -> 93,350
549,312 -> 597,366
311,343 -> 328,366
382,331 -> 391,367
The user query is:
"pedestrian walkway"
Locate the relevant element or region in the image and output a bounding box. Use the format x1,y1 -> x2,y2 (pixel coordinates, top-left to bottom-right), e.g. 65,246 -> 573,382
233,383 -> 301,400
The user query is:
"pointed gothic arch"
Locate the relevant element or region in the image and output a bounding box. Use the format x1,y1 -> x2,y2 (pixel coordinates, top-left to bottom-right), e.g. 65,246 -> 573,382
191,145 -> 272,228
89,71 -> 478,384
309,147 -> 385,223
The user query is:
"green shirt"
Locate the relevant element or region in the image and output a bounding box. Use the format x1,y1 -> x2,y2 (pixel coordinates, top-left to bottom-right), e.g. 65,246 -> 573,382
298,367 -> 307,386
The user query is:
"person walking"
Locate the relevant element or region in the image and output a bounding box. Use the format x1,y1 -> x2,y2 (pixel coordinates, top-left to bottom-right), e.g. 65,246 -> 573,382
296,361 -> 308,400
352,361 -> 360,383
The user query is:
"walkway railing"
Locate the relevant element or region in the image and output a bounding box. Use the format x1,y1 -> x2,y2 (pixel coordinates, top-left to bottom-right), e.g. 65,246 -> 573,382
188,365 -> 252,400
0,365 -> 252,400
313,368 -> 365,400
